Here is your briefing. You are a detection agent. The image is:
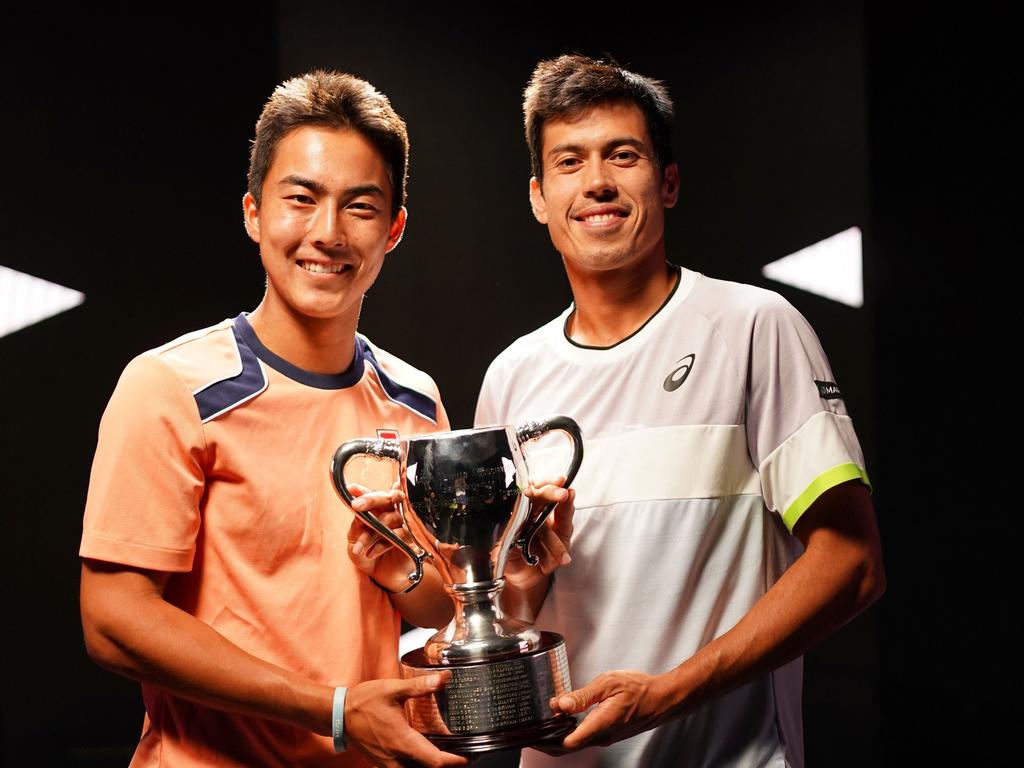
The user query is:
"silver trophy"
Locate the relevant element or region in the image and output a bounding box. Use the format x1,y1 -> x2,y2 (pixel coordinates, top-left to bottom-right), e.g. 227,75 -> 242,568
330,415 -> 584,754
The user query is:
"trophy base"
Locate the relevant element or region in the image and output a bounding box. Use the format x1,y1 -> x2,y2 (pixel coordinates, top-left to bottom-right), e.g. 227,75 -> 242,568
426,714 -> 576,754
401,630 -> 573,755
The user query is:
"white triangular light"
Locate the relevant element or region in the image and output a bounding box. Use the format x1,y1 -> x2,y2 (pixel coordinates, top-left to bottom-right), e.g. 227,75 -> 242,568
762,227 -> 863,308
0,265 -> 86,338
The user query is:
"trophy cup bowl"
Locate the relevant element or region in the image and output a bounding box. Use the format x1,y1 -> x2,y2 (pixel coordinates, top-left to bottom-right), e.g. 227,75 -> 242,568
330,415 -> 584,754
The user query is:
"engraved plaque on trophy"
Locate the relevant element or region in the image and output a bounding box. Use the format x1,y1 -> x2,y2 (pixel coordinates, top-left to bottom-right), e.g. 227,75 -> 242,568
330,415 -> 583,753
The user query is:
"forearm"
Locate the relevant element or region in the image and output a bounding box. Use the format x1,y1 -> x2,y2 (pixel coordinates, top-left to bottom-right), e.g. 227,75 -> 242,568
498,487 -> 575,624
499,572 -> 551,623
388,561 -> 455,629
659,483 -> 885,717
555,482 -> 885,749
81,561 -> 334,735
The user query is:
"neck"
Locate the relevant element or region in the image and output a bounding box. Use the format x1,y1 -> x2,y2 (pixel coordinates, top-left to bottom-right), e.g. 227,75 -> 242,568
564,253 -> 677,347
247,300 -> 359,375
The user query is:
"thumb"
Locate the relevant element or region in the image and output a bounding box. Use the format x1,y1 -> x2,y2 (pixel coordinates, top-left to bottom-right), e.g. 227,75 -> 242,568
551,680 -> 598,714
395,672 -> 448,702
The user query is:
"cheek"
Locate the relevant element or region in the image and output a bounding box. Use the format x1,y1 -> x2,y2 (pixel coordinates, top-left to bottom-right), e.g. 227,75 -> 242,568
354,220 -> 395,248
264,216 -> 307,247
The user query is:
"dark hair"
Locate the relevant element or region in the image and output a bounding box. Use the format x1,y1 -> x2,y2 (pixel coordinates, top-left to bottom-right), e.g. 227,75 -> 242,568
247,70 -> 409,217
523,55 -> 674,181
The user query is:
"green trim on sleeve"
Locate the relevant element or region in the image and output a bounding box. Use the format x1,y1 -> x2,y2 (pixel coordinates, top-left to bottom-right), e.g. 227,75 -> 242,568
782,463 -> 872,532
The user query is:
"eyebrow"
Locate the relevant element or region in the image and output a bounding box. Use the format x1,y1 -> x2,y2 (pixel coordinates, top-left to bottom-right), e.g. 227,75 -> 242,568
277,175 -> 385,199
547,136 -> 650,159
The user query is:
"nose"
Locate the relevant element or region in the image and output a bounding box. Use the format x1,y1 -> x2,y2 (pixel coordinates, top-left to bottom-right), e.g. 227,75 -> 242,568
312,205 -> 346,248
583,160 -> 616,200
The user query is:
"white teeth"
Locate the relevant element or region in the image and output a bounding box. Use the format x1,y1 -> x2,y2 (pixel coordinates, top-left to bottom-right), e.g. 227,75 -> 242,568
299,261 -> 347,274
582,213 -> 619,224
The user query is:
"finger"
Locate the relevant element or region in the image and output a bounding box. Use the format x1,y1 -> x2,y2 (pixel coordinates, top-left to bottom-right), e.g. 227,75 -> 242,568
524,482 -> 570,504
350,488 -> 404,512
550,678 -> 603,715
364,534 -> 397,559
530,474 -> 567,490
531,525 -> 570,571
347,509 -> 403,562
551,489 -> 576,541
347,515 -> 389,547
388,675 -> 468,767
350,527 -> 384,558
394,729 -> 469,767
561,705 -> 617,750
348,510 -> 403,538
393,671 -> 451,702
348,489 -> 403,514
357,510 -> 404,531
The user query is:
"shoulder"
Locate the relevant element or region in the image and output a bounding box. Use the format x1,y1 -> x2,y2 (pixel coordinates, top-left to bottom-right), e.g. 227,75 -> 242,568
359,336 -> 440,396
682,274 -> 819,356
358,335 -> 443,424
108,317 -> 249,422
483,312 -> 566,379
687,273 -> 799,325
145,318 -> 247,392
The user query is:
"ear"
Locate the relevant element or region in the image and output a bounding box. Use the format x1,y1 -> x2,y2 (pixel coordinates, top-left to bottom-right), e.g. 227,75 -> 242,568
385,206 -> 408,253
243,192 -> 261,243
661,163 -> 680,209
529,177 -> 548,224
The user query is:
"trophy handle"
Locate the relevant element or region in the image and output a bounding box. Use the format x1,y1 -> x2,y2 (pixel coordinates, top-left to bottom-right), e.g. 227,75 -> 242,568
330,438 -> 427,592
514,415 -> 584,565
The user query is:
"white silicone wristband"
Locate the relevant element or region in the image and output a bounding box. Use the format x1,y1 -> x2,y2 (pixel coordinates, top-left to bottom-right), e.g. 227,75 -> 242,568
332,686 -> 347,752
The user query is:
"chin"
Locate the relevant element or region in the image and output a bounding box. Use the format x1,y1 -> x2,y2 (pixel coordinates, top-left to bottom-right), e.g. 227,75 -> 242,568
282,300 -> 353,322
566,251 -> 636,272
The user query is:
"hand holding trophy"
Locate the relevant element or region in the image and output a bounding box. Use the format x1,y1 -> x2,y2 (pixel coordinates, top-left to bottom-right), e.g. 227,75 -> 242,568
331,415 -> 583,754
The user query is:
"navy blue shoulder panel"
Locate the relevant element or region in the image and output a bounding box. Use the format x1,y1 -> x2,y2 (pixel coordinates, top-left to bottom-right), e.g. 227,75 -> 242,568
193,323 -> 267,423
360,339 -> 438,423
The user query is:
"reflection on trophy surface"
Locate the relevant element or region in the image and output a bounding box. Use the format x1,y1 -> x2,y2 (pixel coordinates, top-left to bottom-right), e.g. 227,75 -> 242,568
331,415 -> 584,754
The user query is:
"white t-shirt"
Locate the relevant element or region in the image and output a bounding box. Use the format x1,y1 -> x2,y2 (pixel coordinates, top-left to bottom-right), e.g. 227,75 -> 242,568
475,267 -> 868,768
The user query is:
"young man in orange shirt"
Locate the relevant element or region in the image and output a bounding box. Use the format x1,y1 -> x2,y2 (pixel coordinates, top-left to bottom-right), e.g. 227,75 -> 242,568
79,70 -> 467,768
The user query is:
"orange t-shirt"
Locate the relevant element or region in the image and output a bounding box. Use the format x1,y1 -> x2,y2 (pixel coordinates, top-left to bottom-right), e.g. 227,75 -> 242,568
81,314 -> 448,767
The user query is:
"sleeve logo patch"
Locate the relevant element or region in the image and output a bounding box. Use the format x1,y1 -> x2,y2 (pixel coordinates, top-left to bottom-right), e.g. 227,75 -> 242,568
377,429 -> 400,440
815,380 -> 843,400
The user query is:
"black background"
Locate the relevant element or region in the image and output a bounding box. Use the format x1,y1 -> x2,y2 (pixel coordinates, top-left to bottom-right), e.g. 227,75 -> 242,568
0,3 -> 1005,764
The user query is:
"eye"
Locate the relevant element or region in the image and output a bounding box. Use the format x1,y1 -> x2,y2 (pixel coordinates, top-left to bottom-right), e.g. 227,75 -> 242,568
610,150 -> 639,164
554,156 -> 582,171
347,201 -> 380,217
287,194 -> 315,205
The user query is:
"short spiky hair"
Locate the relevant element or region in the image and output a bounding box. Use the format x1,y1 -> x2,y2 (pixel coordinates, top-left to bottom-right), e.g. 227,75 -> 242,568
523,55 -> 675,181
247,70 -> 409,217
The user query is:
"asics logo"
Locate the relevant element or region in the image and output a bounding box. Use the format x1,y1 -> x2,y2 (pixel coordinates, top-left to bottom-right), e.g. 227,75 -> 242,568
663,353 -> 696,392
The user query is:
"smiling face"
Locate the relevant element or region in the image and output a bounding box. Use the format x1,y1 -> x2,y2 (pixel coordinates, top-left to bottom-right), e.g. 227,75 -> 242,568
243,124 -> 405,330
530,102 -> 679,275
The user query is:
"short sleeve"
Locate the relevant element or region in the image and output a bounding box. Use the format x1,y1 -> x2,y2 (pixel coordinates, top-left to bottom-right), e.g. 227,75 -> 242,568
80,353 -> 207,571
746,298 -> 870,531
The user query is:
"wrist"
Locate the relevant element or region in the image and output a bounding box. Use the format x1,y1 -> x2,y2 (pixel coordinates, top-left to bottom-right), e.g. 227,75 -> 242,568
504,565 -> 548,594
659,653 -> 714,719
281,677 -> 335,736
368,551 -> 423,594
652,670 -> 682,716
332,686 -> 347,752
370,567 -> 420,594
